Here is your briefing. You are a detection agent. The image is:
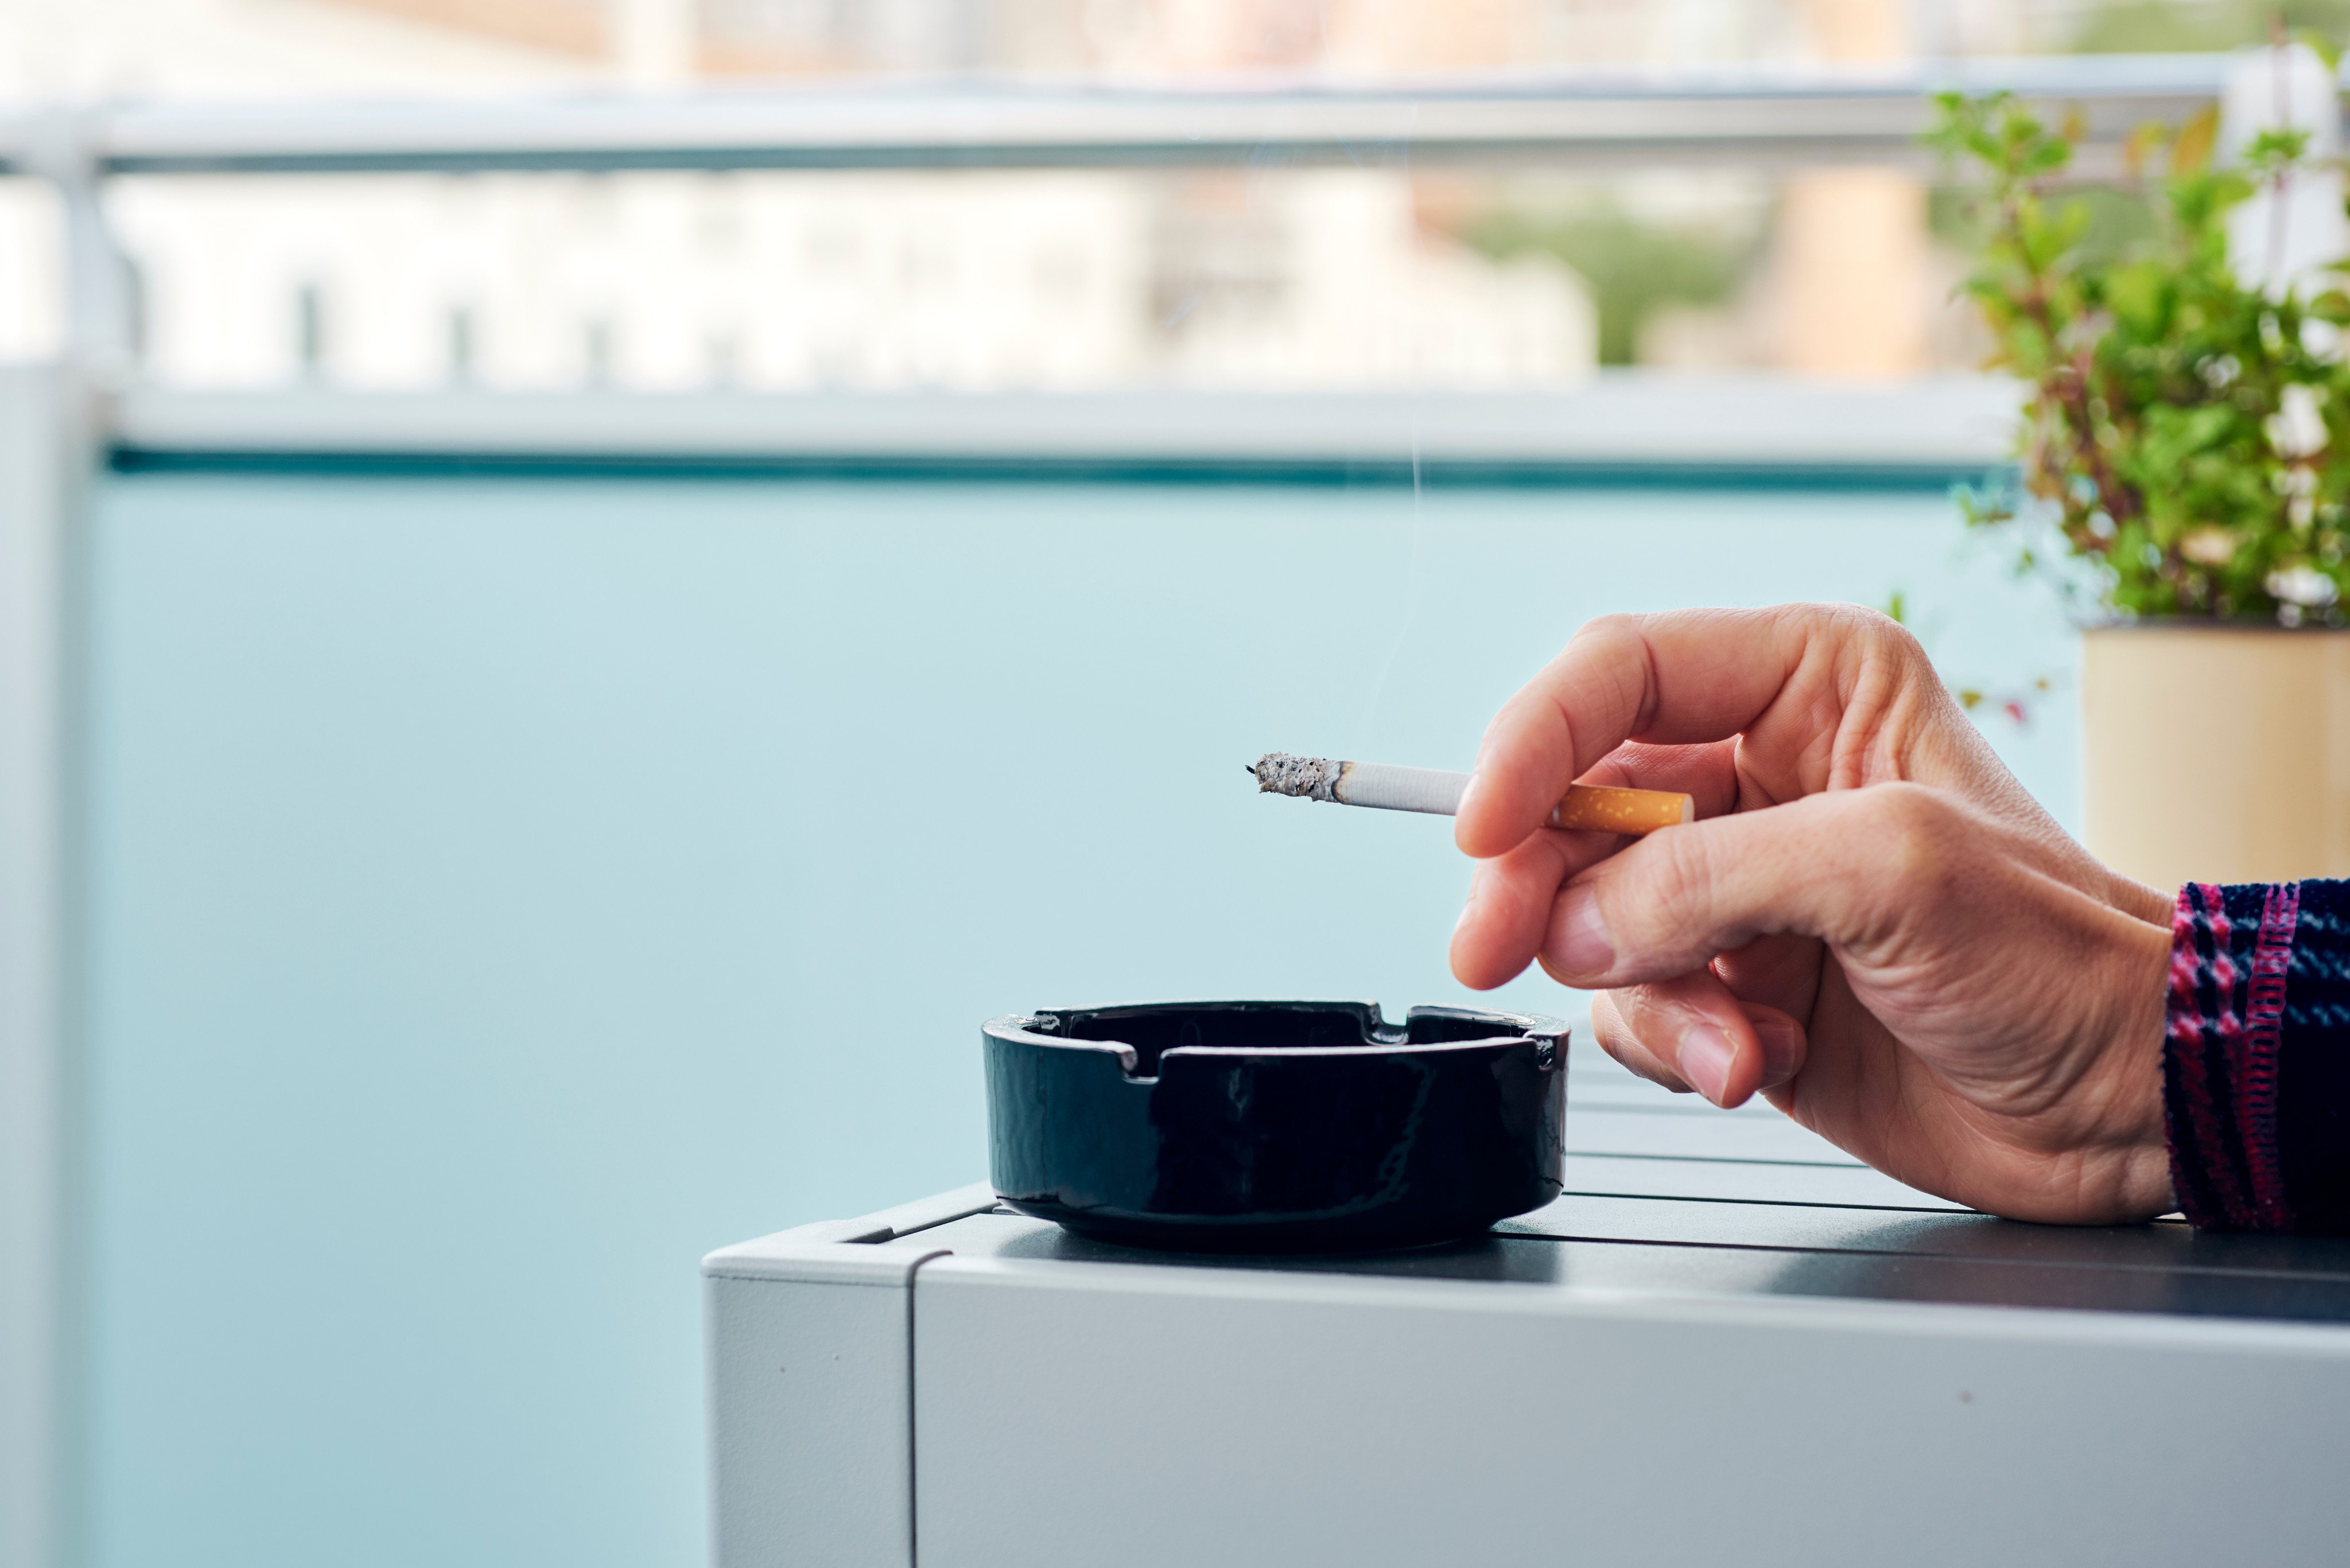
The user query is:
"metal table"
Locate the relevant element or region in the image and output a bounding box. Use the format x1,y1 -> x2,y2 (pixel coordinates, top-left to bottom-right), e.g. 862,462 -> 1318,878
704,1051 -> 2350,1566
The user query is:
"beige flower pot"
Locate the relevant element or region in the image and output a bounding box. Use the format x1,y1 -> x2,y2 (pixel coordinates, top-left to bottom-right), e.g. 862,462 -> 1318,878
2082,625 -> 2350,891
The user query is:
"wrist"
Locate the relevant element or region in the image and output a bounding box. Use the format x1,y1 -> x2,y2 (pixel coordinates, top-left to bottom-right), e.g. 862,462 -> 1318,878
2103,869 -> 2177,930
2089,911 -> 2178,1220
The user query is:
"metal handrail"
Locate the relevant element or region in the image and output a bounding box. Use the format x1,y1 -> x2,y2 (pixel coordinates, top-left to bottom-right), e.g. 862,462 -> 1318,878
0,53 -> 2282,178
107,376 -> 2026,477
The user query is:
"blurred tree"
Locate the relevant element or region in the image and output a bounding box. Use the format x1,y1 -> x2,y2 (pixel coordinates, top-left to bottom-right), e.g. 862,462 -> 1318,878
1456,206 -> 1756,367
2069,0 -> 2350,53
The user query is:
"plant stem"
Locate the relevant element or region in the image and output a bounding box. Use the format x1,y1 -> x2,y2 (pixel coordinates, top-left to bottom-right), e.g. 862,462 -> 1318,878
2003,184 -> 2137,532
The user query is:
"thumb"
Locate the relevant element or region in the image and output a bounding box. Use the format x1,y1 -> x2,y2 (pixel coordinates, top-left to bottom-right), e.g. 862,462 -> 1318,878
1535,784 -> 1951,989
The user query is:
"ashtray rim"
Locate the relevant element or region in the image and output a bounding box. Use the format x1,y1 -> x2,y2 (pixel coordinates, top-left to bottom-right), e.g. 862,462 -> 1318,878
983,998 -> 1567,1081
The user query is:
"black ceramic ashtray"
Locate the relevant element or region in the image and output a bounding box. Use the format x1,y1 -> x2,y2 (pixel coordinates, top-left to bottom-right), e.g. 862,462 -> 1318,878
982,1001 -> 1567,1253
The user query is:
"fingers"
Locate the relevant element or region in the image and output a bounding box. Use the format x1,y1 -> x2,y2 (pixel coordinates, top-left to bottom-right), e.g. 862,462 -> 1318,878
1456,604 -> 1934,860
1709,930 -> 1831,1045
1588,990 -> 1681,1090
1452,831 -> 1593,990
1580,738 -> 1742,809
1536,784 -> 1955,990
1450,738 -> 1741,990
1590,970 -> 1809,1108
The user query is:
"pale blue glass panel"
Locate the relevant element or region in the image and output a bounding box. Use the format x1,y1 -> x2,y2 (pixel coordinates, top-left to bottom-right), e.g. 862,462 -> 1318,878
82,472 -> 2076,1568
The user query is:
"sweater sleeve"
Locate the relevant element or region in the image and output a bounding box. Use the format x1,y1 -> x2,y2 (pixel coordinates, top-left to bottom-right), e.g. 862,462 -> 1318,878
2165,879 -> 2350,1232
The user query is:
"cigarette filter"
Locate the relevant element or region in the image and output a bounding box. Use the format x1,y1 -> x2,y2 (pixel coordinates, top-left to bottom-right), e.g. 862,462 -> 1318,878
1249,752 -> 1692,836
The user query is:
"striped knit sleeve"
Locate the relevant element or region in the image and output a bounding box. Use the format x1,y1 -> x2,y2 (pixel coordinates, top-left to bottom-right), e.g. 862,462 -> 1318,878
2165,879 -> 2350,1232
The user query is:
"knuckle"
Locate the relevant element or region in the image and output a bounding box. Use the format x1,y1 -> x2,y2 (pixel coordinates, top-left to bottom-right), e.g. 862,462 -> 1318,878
1815,600 -> 1900,639
1801,601 -> 1932,674
1871,614 -> 1932,671
1575,611 -> 1643,647
1866,783 -> 1962,898
1572,611 -> 1651,675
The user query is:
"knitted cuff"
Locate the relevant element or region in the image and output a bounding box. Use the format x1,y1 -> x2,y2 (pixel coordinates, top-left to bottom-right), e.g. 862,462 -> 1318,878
2165,879 -> 2350,1233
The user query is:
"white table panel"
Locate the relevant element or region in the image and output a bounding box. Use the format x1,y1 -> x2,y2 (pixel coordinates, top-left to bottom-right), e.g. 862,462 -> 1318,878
913,1255 -> 2350,1568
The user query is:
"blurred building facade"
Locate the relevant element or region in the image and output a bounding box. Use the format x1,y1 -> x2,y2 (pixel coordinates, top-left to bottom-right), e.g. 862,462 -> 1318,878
0,0 -> 2243,389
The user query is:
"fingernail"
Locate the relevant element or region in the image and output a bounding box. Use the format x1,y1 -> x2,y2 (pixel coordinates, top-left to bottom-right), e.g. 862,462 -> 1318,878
1456,770 -> 1483,819
1751,1015 -> 1803,1089
1547,892 -> 1613,978
1677,1026 -> 1735,1105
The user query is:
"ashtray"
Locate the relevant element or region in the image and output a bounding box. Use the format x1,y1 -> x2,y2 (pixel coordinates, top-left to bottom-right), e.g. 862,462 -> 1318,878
981,1000 -> 1567,1252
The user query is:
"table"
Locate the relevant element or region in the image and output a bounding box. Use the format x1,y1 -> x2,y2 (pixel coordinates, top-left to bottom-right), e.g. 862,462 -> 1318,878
703,1051 -> 2350,1566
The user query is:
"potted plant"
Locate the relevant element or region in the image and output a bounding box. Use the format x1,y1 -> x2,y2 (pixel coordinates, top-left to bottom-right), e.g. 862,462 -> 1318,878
1932,72 -> 2350,889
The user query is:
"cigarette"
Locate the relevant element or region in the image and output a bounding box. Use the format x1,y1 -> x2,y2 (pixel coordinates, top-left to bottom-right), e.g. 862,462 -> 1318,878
1249,752 -> 1693,836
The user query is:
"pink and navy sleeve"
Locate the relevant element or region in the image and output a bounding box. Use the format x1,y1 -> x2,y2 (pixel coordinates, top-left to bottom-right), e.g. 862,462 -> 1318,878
2165,880 -> 2350,1232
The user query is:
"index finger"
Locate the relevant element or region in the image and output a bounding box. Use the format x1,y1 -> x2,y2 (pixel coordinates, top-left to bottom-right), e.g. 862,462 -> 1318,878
1447,737 -> 1744,991
1455,604 -> 1901,859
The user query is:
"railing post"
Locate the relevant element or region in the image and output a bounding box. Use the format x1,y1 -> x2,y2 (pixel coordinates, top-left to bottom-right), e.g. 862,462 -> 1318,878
0,361 -> 85,1568
2,109 -> 106,1568
24,109 -> 136,383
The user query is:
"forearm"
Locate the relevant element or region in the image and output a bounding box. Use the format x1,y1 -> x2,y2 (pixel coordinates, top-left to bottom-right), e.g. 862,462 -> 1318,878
2166,879 -> 2350,1232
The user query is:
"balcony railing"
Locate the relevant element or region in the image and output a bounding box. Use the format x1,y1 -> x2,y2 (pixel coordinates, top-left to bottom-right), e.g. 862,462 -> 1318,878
0,52 -> 2297,473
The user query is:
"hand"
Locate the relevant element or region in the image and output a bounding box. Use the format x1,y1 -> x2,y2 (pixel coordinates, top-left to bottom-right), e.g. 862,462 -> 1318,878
1448,605 -> 2176,1225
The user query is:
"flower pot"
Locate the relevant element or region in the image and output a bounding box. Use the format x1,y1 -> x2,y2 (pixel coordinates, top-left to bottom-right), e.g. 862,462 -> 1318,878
2081,625 -> 2350,891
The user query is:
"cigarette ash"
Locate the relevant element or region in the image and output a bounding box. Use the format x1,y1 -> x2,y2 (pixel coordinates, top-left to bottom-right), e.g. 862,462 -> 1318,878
1250,752 -> 1345,802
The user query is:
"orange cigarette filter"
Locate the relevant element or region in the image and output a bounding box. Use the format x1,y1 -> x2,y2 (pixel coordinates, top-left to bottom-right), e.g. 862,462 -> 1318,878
1548,784 -> 1695,836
